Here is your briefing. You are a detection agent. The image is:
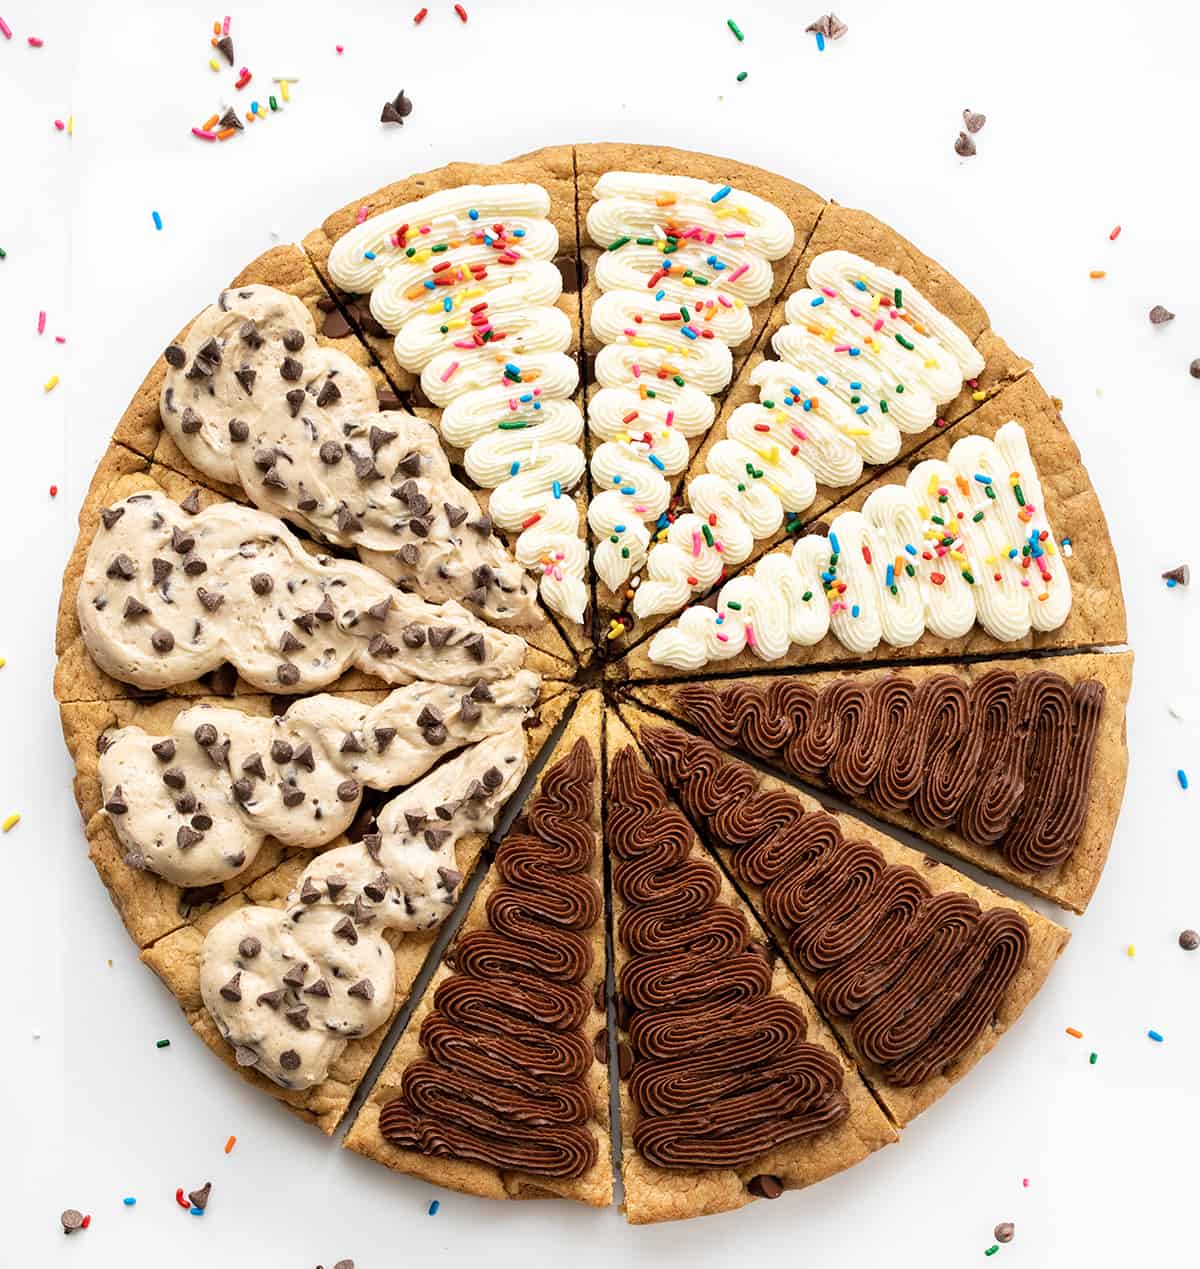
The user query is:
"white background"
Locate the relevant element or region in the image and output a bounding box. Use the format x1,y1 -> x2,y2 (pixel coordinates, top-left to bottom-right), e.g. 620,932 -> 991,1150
3,1 -> 1198,1264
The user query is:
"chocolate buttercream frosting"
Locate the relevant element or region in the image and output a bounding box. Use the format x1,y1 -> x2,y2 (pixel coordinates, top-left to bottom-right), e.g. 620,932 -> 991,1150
675,668 -> 1105,874
379,738 -> 601,1178
609,746 -> 850,1172
641,726 -> 1031,1089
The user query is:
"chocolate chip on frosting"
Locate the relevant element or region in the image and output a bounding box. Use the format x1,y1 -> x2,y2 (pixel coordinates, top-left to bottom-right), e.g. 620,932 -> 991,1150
234,1045 -> 259,1067
123,596 -> 150,620
293,743 -> 315,771
280,784 -> 305,808
180,405 -> 203,434
316,379 -> 342,408
104,787 -> 128,815
151,629 -> 175,653
279,1049 -> 301,1071
337,779 -> 360,803
100,506 -> 126,530
151,738 -> 176,762
285,388 -> 306,416
282,328 -> 305,352
333,916 -> 358,944
229,418 -> 250,442
162,767 -> 187,790
279,356 -> 304,381
276,663 -> 301,686
177,824 -> 204,850
106,554 -> 135,580
194,723 -> 218,747
219,972 -> 242,1002
164,345 -> 186,369
180,489 -> 202,516
347,978 -> 374,1001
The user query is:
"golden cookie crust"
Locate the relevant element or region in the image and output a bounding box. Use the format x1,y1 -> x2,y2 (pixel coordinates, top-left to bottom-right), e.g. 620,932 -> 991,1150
344,691 -> 613,1205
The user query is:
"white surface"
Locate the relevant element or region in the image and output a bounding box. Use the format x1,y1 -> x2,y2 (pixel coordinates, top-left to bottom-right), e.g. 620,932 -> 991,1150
3,1 -> 1198,1263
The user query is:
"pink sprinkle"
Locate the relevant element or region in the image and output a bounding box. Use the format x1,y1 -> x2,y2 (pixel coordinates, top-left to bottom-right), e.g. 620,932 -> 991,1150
27,35 -> 43,47
355,204 -> 370,224
716,632 -> 729,642
822,286 -> 836,298
717,294 -> 732,308
0,17 -> 11,39
634,504 -> 646,514
55,335 -> 66,344
724,230 -> 746,239
440,361 -> 460,383
1022,1178 -> 1030,1188
192,128 -> 217,141
745,624 -> 755,647
726,263 -> 748,284
692,531 -> 701,558
834,344 -> 851,353
36,311 -> 46,335
222,15 -> 231,35
873,318 -> 884,331
54,119 -> 64,131
336,44 -> 344,53
508,398 -> 518,410
665,410 -> 675,426
631,364 -> 641,378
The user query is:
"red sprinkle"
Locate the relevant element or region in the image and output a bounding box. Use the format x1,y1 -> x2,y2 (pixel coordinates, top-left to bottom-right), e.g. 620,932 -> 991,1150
414,5 -> 428,20
454,3 -> 468,20
1109,225 -> 1122,241
80,1215 -> 91,1230
28,35 -> 44,47
49,484 -> 58,497
175,1188 -> 190,1210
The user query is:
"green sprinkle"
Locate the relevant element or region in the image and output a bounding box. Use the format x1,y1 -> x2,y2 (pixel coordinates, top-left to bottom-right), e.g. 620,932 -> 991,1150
985,485 -> 996,500
1089,1051 -> 1098,1065
432,242 -> 448,253
726,600 -> 743,610
931,515 -> 945,526
727,18 -> 745,42
673,375 -> 685,386
645,388 -> 656,398
607,235 -> 630,252
498,420 -> 528,430
736,70 -> 748,82
905,564 -> 915,577
894,287 -> 902,309
680,305 -> 690,322
269,95 -> 278,111
635,236 -> 654,245
801,590 -> 812,602
0,247 -> 7,259
880,400 -> 889,413
762,399 -> 775,409
439,325 -> 448,334
972,511 -> 984,522
1013,483 -> 1025,506
895,333 -> 915,351
621,547 -> 629,558
985,1248 -> 999,1258
895,383 -> 904,392
156,1039 -> 171,1049
701,524 -> 714,547
962,570 -> 975,584
405,246 -> 416,257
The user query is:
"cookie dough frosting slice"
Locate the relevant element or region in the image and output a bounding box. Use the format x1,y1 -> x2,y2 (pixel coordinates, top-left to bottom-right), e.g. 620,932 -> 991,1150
606,720 -> 895,1222
584,173 -> 794,599
325,185 -> 589,624
98,670 -> 540,886
648,420 -> 1071,669
158,285 -> 542,630
79,490 -> 527,692
633,250 -> 986,619
200,727 -> 529,1089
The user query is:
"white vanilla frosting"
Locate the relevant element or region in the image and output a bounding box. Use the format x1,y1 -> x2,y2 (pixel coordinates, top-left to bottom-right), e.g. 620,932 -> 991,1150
159,285 -> 543,629
585,172 -> 794,595
79,491 -> 527,692
326,185 -> 589,623
648,420 -> 1071,668
636,249 -> 986,619
98,670 -> 540,885
200,728 -> 528,1090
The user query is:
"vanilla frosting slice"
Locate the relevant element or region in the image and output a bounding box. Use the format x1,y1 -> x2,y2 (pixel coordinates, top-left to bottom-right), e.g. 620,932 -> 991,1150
159,285 -> 543,629
98,670 -> 540,885
585,173 -> 794,596
648,421 -> 1071,669
80,491 -> 527,692
634,249 -> 985,620
200,728 -> 528,1090
326,185 -> 588,624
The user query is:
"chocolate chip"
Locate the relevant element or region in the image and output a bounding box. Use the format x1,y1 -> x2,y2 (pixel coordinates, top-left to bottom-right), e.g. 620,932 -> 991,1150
374,726 -> 397,752
469,515 -> 492,536
251,573 -> 274,595
123,596 -> 150,620
280,356 -> 303,381
285,1004 -> 310,1029
177,825 -> 203,850
994,1222 -> 1015,1244
232,777 -> 254,803
216,33 -> 234,63
405,811 -> 426,833
164,345 -> 186,368
747,1174 -> 784,1200
219,972 -> 242,1002
1180,929 -> 1199,951
1190,359 -> 1200,380
396,451 -> 422,478
376,385 -> 402,410
380,100 -> 405,125
104,787 -> 128,815
335,504 -> 362,533
954,131 -> 977,157
198,588 -> 225,613
299,877 -> 321,905
238,319 -> 262,349
333,916 -> 358,944
319,441 -> 344,465
279,630 -> 305,654
100,506 -> 125,530
402,624 -> 426,648
962,108 -> 987,133
337,779 -> 360,802
424,827 -> 449,850
61,1209 -> 84,1234
427,625 -> 452,648
314,595 -> 337,623
238,936 -> 261,960
368,634 -> 397,658
282,962 -> 307,988
234,1046 -> 258,1066
593,1029 -> 609,1063
463,633 -> 486,662
194,722 -> 218,747
340,731 -> 367,755
423,722 -> 447,746
363,871 -> 389,902
229,418 -> 249,442
481,765 -> 503,790
458,697 -> 481,725
304,978 -> 331,998
285,388 -> 306,416
270,739 -> 293,765
438,866 -> 462,892
277,663 -> 300,686
294,743 -> 315,771
279,1049 -> 301,1071
151,629 -> 175,653
106,554 -> 136,580
151,558 -> 173,587
281,784 -> 305,808
1149,304 -> 1175,325
282,328 -> 305,353
315,378 -> 342,408
151,738 -> 176,762
180,405 -> 203,434
1162,564 -> 1190,586
162,767 -> 186,790
322,309 -> 353,339
347,978 -> 374,1001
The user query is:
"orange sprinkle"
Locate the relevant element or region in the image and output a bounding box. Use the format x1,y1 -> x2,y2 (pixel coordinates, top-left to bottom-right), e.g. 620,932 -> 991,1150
224,1135 -> 237,1154
655,194 -> 676,207
202,114 -> 219,131
1065,1026 -> 1083,1039
1089,270 -> 1107,279
216,127 -> 237,140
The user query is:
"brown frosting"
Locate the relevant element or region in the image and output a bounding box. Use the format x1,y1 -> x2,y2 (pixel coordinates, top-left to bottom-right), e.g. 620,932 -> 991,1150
609,747 -> 850,1172
642,726 -> 1031,1089
676,667 -> 1106,873
378,738 -> 601,1178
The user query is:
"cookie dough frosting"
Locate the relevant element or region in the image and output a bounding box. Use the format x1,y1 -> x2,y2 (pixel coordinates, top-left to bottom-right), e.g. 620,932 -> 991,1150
633,251 -> 985,620
79,491 -> 526,691
98,670 -> 541,886
648,420 -> 1071,669
325,185 -> 589,624
378,737 -> 602,1177
643,726 -> 1031,1088
200,728 -> 529,1090
159,286 -> 541,629
674,670 -> 1106,874
609,746 -> 849,1170
584,173 -> 794,597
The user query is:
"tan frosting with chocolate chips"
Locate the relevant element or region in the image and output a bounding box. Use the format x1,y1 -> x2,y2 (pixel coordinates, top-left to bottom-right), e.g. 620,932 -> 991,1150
160,286 -> 541,628
200,727 -> 529,1090
79,491 -> 526,692
98,669 -> 541,885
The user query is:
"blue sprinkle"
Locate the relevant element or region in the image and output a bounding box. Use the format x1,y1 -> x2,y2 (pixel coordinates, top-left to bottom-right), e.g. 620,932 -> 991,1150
655,289 -> 666,301
816,30 -> 826,51
712,259 -> 726,271
974,473 -> 993,485
364,250 -> 376,260
1167,578 -> 1178,589
816,375 -> 829,386
513,228 -> 525,237
711,185 -> 732,203
848,347 -> 861,357
829,532 -> 841,554
509,461 -> 521,476
621,485 -> 636,495
1178,770 -> 1189,790
504,363 -> 521,376
849,381 -> 862,390
802,398 -> 813,412
552,481 -> 562,499
614,523 -> 626,533
820,571 -> 835,583
190,1208 -> 204,1217
648,454 -> 665,470
152,210 -> 163,231
123,1197 -> 136,1207
851,603 -> 860,618
853,279 -> 867,291
886,564 -> 895,587
855,404 -> 868,415
810,296 -> 824,307
442,296 -> 452,311
519,392 -> 533,403
468,209 -> 479,220
428,1200 -> 441,1215
1148,1029 -> 1164,1042
423,279 -> 436,290
533,401 -> 541,410
904,544 -> 917,556
681,325 -> 698,340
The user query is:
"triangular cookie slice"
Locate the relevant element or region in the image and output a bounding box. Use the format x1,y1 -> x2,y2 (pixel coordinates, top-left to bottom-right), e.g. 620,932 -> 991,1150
304,148 -> 592,651
617,704 -> 1069,1127
575,145 -> 826,647
344,691 -> 612,1205
139,694 -> 573,1135
604,210 -> 1033,652
627,650 -> 1132,914
604,709 -> 896,1224
620,372 -> 1125,681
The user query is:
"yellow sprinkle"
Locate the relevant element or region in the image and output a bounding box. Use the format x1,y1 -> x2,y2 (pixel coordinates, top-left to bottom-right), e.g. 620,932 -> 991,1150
0,657 -> 6,669
281,79 -> 291,102
44,375 -> 60,393
2,814 -> 20,833
972,389 -> 986,401
67,114 -> 73,135
1127,944 -> 1136,957
209,58 -> 220,71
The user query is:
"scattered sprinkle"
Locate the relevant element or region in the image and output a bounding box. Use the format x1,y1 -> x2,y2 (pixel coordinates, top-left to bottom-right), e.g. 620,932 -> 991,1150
44,374 -> 60,393
49,484 -> 58,497
152,210 -> 163,231
0,247 -> 7,259
1089,1051 -> 1098,1064
1179,929 -> 1199,951
1149,304 -> 1175,325
0,17 -> 11,39
727,18 -> 744,42
1148,1029 -> 1164,1043
1177,769 -> 1188,791
1065,1026 -> 1083,1039
61,1209 -> 84,1235
428,1199 -> 440,1215
1127,944 -> 1135,957
736,70 -> 748,82
454,3 -> 469,21
1089,270 -> 1107,279
994,1222 -> 1015,1244
336,44 -> 344,53
984,1247 -> 998,1258
123,1198 -> 136,1207
224,1135 -> 237,1153
1162,564 -> 1189,587
1109,225 -> 1122,240
414,7 -> 428,21
156,1038 -> 170,1049
2,813 -> 21,832
37,310 -> 46,334
963,108 -> 987,133
954,132 -> 977,158
27,34 -> 43,48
